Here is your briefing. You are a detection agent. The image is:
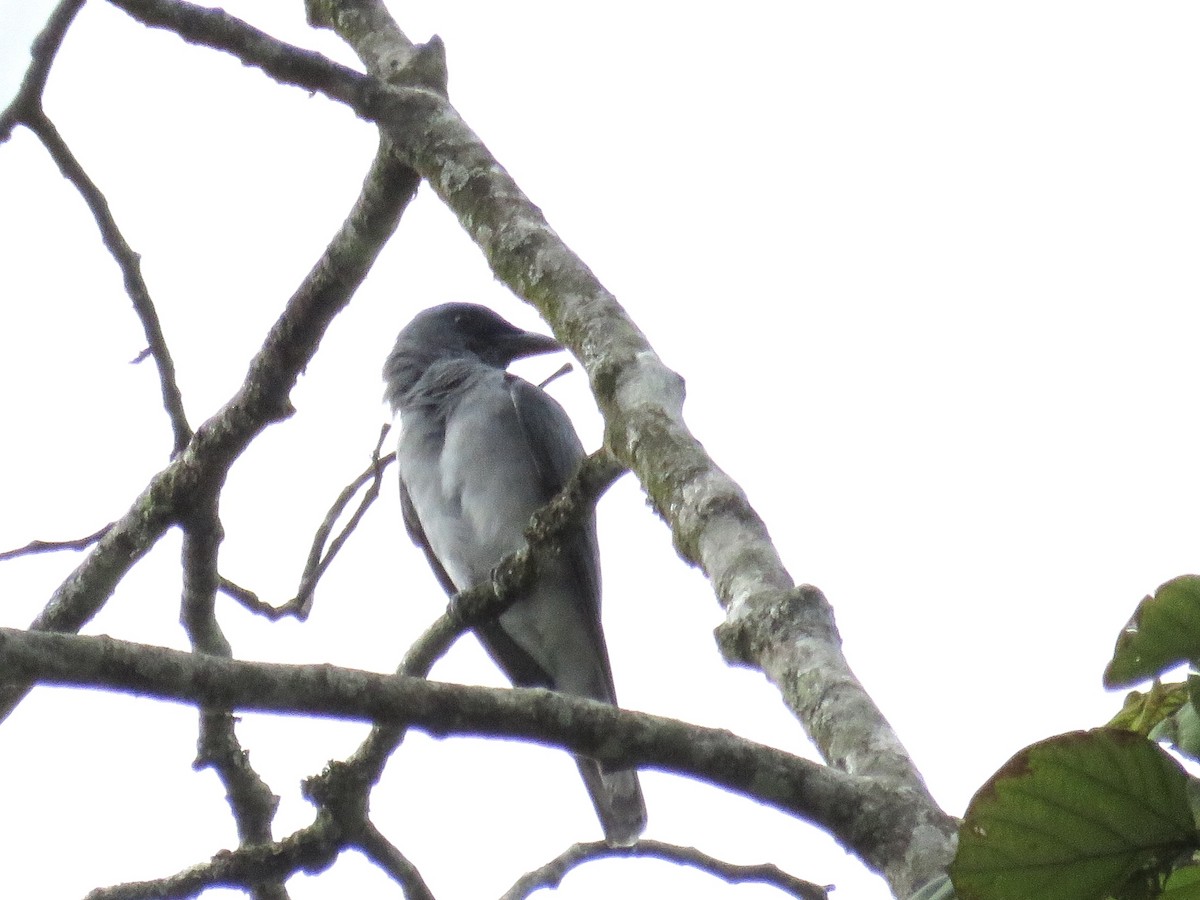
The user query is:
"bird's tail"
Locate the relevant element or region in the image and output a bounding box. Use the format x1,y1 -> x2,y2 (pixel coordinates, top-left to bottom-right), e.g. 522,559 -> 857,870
575,758 -> 646,847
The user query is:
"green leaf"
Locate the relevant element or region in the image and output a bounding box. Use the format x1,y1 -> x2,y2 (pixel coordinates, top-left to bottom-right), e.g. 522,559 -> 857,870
950,728 -> 1198,900
1150,679 -> 1200,764
1161,864 -> 1200,899
1105,576 -> 1200,689
1110,681 -> 1189,737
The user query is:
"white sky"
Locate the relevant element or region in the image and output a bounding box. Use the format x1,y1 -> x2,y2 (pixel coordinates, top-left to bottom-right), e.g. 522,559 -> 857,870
3,2 -> 1200,898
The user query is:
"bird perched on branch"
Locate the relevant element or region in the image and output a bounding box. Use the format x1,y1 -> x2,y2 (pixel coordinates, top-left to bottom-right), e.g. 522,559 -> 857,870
383,302 -> 646,847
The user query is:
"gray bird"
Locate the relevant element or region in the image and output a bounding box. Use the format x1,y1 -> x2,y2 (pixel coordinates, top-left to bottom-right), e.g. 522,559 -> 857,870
384,302 -> 646,846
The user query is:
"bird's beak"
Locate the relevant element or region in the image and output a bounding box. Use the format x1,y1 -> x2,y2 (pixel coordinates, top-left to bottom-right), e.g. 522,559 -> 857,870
502,329 -> 563,361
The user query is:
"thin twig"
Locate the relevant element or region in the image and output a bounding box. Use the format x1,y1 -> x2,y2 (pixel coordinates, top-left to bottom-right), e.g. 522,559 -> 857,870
294,425 -> 394,619
356,822 -> 437,900
215,429 -> 395,622
500,840 -> 829,900
0,524 -> 113,562
23,108 -> 192,455
537,362 -> 573,389
0,0 -> 84,140
217,575 -> 280,617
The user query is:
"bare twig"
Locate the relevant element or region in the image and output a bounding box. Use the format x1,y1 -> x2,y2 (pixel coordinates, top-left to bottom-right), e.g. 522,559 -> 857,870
217,428 -> 396,622
356,822 -> 437,900
217,575 -> 277,616
294,426 -> 394,619
500,840 -> 830,900
0,524 -> 113,562
0,0 -> 85,140
537,362 -> 573,389
22,108 -> 192,456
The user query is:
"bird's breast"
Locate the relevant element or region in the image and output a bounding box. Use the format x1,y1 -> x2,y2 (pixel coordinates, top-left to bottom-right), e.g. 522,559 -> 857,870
398,378 -> 546,591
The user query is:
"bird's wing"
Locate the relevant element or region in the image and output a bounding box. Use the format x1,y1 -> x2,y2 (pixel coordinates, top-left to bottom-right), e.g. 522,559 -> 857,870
399,477 -> 459,598
399,408 -> 558,689
506,374 -> 587,499
505,374 -> 617,700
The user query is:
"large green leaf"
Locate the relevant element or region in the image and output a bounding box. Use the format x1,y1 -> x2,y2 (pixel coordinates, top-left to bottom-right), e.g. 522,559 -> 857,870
950,728 -> 1198,900
1106,576 -> 1200,689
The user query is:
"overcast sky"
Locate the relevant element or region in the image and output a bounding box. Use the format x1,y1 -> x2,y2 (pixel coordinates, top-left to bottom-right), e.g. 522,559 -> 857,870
3,3 -> 1200,898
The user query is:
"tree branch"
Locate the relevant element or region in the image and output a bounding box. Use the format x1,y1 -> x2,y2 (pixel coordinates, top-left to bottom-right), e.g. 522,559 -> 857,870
0,523 -> 112,561
217,575 -> 275,616
83,814 -> 343,900
293,429 -> 394,620
0,626 -> 877,848
180,496 -> 231,659
354,822 -> 437,900
178,493 -> 285,900
500,839 -> 829,900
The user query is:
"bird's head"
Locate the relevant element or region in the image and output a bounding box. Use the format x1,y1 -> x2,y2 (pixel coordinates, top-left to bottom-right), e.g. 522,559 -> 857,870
384,303 -> 563,409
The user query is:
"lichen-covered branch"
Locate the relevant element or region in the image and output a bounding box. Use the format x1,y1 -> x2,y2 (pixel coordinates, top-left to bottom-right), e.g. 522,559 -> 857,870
83,816 -> 343,900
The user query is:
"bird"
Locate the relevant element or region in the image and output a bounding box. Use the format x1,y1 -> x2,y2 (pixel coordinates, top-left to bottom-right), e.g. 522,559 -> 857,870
383,302 -> 646,847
